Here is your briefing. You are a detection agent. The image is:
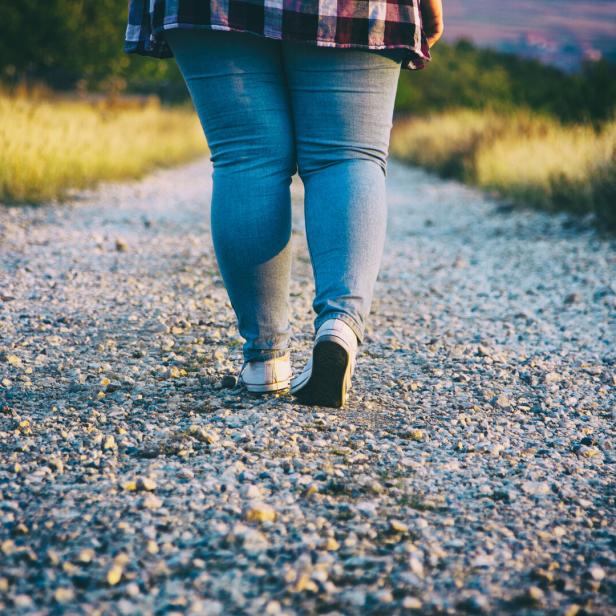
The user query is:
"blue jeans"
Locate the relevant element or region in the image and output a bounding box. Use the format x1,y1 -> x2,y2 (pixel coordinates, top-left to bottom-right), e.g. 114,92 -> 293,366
165,29 -> 403,362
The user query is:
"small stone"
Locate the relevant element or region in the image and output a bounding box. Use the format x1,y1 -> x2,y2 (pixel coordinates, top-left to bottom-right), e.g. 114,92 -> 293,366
264,600 -> 282,615
137,477 -> 157,492
521,481 -> 550,496
588,565 -> 606,581
49,457 -> 64,473
78,548 -> 95,564
115,238 -> 129,252
107,564 -> 123,586
344,590 -> 366,607
407,429 -> 424,441
324,537 -> 340,551
402,597 -> 422,610
103,435 -> 117,450
545,372 -> 562,384
564,605 -> 581,616
244,503 -> 277,523
238,527 -> 269,553
579,446 -> 600,458
6,354 -> 22,368
188,425 -> 219,444
291,571 -> 318,593
14,595 -> 33,609
1,540 -> 15,555
161,337 -> 175,351
241,484 -> 262,499
220,375 -> 237,388
526,586 -> 544,604
459,594 -> 490,614
564,292 -> 580,305
408,556 -> 424,577
146,540 -> 159,554
495,394 -> 511,408
389,520 -> 409,534
54,587 -> 74,603
301,484 -> 318,498
531,568 -> 554,585
142,495 -> 163,510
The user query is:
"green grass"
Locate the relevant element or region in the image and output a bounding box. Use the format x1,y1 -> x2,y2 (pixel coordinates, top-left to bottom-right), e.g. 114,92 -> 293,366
0,92 -> 208,204
391,109 -> 616,231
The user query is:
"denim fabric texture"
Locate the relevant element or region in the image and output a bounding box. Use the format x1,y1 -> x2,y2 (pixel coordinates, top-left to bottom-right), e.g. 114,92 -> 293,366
165,28 -> 403,362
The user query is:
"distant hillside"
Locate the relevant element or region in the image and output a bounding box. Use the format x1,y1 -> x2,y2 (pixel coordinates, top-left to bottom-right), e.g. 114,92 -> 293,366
443,0 -> 616,71
396,40 -> 616,124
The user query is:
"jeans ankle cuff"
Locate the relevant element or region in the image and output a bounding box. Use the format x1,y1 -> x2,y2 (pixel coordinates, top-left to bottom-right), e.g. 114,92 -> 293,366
243,348 -> 289,363
316,312 -> 363,345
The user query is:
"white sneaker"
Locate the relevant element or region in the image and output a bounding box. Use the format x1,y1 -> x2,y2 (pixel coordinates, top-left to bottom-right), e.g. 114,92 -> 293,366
238,354 -> 292,393
290,318 -> 358,408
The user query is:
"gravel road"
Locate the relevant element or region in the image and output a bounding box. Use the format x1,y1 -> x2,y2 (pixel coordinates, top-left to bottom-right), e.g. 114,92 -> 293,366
1,157 -> 615,615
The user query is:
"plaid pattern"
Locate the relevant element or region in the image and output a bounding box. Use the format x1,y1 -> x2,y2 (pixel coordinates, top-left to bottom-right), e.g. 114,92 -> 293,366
124,0 -> 431,70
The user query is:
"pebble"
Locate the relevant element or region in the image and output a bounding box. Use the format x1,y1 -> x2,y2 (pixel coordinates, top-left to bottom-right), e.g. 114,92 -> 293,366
402,597 -> 422,610
6,354 -> 22,368
142,495 -> 163,510
526,586 -> 544,604
137,477 -> 157,491
54,587 -> 75,603
244,503 -> 277,523
103,435 -> 117,450
588,565 -> 606,581
220,375 -> 237,388
390,520 -> 409,534
115,238 -> 129,252
495,394 -> 512,408
78,548 -> 95,563
107,565 -> 123,586
0,158 -> 613,615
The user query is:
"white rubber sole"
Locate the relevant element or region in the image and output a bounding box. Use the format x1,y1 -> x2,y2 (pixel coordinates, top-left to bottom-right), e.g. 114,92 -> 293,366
240,379 -> 290,393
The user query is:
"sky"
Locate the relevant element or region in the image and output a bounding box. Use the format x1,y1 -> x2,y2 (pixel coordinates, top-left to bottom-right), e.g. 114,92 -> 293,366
441,0 -> 616,70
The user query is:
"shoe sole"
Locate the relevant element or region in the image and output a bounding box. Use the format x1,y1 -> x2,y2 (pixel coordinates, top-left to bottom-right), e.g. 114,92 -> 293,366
292,340 -> 350,408
241,380 -> 290,394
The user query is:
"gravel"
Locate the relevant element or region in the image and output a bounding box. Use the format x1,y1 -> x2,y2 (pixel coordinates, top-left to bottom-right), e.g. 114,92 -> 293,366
1,157 -> 615,614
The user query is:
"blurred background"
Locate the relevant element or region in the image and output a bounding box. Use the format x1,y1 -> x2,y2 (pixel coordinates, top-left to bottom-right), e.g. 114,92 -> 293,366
1,0 -> 615,229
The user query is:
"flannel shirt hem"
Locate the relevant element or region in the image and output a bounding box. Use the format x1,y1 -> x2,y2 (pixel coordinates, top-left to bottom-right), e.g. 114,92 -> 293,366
124,0 -> 431,70
124,23 -> 430,69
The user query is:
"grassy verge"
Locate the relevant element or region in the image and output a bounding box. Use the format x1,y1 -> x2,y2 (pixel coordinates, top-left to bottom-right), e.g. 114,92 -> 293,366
390,110 -> 616,231
0,92 -> 208,204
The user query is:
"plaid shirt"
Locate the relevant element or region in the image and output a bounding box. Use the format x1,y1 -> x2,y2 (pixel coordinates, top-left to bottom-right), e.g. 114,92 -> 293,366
124,0 -> 431,70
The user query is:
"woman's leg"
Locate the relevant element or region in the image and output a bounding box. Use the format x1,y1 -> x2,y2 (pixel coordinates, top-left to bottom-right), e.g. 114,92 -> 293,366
281,43 -> 403,344
165,29 -> 297,362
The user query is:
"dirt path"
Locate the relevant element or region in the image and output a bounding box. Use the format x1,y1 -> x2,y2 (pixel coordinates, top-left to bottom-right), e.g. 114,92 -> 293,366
1,158 -> 614,614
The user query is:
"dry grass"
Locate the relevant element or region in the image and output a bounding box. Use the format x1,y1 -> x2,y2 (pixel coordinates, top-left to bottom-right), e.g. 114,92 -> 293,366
0,91 -> 207,203
391,110 -> 616,230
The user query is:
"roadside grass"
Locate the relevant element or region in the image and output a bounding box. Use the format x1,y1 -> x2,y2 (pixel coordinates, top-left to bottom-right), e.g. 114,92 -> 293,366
390,109 -> 616,231
0,91 -> 208,204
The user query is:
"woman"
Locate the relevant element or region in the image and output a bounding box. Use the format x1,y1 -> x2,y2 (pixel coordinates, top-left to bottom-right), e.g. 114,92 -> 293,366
124,0 -> 443,408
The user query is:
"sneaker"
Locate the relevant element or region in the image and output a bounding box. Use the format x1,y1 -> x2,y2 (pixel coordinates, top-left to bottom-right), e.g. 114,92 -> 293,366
290,318 -> 358,408
238,354 -> 292,393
